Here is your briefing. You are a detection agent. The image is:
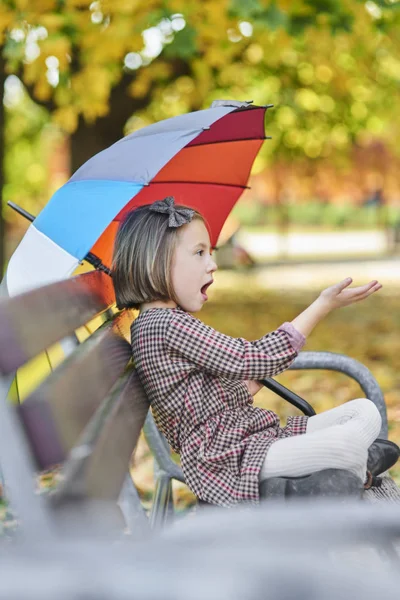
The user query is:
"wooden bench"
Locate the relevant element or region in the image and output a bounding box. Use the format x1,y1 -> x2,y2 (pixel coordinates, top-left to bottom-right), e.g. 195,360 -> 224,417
0,271 -> 150,539
0,270 -> 399,539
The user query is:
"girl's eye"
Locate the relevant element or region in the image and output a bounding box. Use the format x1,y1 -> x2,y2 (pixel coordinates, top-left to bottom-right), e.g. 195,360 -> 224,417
196,250 -> 204,256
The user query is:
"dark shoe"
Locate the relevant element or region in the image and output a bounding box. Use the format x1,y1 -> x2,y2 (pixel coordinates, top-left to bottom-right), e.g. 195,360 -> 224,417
367,439 -> 400,476
260,469 -> 364,500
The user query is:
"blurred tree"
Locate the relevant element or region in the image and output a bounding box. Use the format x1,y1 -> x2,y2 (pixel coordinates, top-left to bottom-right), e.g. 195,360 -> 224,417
1,0 -> 400,265
2,1 -> 400,167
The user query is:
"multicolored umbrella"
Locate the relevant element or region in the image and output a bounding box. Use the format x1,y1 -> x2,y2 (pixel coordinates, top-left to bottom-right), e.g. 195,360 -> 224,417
6,100 -> 272,297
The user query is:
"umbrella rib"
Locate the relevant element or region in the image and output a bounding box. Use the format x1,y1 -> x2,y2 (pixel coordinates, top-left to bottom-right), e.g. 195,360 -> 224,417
188,136 -> 271,148
150,181 -> 250,189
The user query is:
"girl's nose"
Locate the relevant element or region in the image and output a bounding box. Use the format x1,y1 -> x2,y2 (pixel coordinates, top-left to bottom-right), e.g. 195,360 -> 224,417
208,256 -> 218,272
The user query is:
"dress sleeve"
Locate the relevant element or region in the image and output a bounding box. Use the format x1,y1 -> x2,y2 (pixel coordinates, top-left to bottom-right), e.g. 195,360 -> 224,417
166,311 -> 305,380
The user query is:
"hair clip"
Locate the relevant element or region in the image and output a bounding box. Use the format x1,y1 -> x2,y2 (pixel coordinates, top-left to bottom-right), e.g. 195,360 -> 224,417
149,196 -> 195,228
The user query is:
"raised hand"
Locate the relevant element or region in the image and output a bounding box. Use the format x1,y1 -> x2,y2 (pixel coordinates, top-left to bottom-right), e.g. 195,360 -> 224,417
319,277 -> 382,310
291,277 -> 382,339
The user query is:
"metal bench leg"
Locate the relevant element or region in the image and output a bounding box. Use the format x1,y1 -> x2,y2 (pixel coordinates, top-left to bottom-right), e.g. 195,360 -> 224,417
118,473 -> 150,539
149,472 -> 174,530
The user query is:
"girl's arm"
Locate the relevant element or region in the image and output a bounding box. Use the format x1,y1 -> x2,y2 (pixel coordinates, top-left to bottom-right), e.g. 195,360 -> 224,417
167,278 -> 381,382
245,278 -> 381,396
245,380 -> 264,396
166,315 -> 303,381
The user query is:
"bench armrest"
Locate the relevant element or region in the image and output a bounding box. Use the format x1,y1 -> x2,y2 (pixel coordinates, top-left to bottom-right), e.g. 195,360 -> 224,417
261,378 -> 316,417
143,414 -> 185,483
290,351 -> 388,439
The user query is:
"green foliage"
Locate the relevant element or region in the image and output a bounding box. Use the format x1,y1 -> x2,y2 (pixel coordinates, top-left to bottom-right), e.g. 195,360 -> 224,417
163,25 -> 197,59
258,2 -> 289,31
374,0 -> 400,10
229,0 -> 264,20
2,0 -> 400,199
232,201 -> 400,229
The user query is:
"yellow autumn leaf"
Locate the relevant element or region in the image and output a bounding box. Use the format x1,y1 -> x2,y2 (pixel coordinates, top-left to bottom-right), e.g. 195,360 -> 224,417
206,47 -> 228,69
103,0 -> 151,13
41,36 -> 71,60
81,100 -> 109,122
53,105 -> 79,133
88,37 -> 129,63
192,58 -> 212,86
54,86 -> 73,107
147,61 -> 173,80
65,0 -> 91,7
129,72 -> 151,98
0,8 -> 14,40
156,0 -> 187,15
14,0 -> 30,10
34,78 -> 52,101
71,67 -> 110,102
23,61 -> 45,86
34,12 -> 65,31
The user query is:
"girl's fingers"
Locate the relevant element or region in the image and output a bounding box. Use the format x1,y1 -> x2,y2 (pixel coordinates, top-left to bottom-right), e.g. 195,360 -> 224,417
343,280 -> 380,297
368,282 -> 382,291
361,280 -> 379,292
325,279 -> 381,304
333,277 -> 353,293
367,283 -> 382,293
350,283 -> 382,302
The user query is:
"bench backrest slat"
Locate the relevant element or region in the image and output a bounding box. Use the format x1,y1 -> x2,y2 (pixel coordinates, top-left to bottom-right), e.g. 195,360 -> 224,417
0,273 -> 155,534
19,327 -> 132,470
0,271 -> 114,375
53,369 -> 150,503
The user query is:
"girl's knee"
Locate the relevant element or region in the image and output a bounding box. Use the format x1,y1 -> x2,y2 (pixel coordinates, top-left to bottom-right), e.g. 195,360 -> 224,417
350,398 -> 382,432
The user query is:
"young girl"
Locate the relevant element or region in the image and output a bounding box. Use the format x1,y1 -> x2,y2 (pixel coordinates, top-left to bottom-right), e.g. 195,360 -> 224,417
112,196 -> 399,506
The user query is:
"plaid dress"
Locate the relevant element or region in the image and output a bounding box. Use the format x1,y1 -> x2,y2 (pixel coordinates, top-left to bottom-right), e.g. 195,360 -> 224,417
131,307 -> 308,506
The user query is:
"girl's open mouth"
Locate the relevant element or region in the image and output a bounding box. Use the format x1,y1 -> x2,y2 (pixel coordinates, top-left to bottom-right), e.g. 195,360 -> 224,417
201,281 -> 213,301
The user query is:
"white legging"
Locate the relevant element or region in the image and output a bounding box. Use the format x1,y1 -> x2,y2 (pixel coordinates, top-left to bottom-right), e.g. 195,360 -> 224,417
260,398 -> 382,483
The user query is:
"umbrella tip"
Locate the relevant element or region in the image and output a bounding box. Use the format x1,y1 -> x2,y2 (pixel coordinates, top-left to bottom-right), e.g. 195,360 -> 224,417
210,100 -> 254,109
7,201 -> 35,223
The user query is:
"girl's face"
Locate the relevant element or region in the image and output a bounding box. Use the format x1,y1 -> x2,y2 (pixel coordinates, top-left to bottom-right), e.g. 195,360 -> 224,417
171,218 -> 217,313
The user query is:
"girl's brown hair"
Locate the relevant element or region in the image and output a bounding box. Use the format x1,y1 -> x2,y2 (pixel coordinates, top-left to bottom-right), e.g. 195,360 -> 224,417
112,203 -> 204,310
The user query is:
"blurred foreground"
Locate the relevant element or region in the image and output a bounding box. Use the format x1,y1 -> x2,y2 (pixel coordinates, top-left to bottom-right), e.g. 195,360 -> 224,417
1,501 -> 400,599
1,254 -> 399,600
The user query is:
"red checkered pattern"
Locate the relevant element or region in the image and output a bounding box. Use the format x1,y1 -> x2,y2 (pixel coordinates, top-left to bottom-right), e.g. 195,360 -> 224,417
131,307 -> 308,506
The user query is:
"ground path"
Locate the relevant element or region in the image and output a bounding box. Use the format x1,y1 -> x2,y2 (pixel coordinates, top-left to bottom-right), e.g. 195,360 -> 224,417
217,229 -> 400,291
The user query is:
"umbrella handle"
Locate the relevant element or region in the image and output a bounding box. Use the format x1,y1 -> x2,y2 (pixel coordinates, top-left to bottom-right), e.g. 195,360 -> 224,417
85,253 -> 112,276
